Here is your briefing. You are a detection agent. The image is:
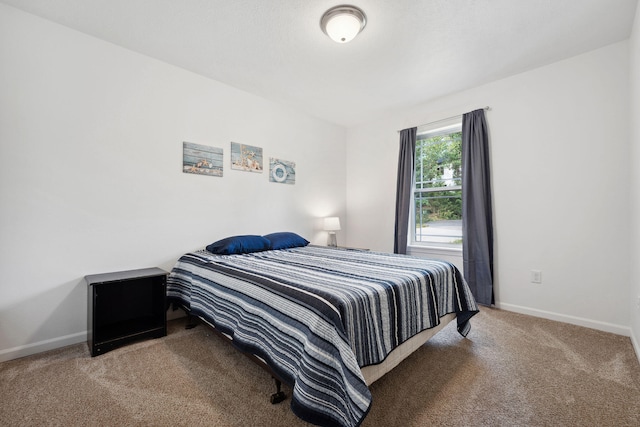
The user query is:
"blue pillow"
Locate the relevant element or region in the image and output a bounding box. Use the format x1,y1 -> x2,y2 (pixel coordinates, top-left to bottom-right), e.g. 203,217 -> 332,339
206,235 -> 271,255
264,232 -> 309,250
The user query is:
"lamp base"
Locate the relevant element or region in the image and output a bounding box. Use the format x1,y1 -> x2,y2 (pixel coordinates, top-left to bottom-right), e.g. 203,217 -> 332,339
327,232 -> 337,247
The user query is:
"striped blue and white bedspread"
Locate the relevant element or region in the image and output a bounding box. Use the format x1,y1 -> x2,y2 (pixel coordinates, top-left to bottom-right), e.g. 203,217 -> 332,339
167,246 -> 478,427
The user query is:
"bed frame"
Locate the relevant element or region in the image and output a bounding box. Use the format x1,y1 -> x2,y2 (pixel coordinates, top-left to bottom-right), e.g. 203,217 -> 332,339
360,312 -> 456,385
174,302 -> 456,403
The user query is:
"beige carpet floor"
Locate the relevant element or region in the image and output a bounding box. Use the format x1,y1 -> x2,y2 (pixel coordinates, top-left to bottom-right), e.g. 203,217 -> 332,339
1,307 -> 639,426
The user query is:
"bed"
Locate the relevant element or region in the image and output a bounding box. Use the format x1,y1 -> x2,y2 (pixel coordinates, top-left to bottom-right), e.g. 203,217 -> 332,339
166,233 -> 478,427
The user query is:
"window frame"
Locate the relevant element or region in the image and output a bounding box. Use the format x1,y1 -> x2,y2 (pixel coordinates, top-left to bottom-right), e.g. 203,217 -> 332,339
410,117 -> 463,250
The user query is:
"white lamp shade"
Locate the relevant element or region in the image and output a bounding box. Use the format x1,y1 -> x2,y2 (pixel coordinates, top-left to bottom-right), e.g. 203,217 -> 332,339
325,14 -> 361,43
320,5 -> 367,44
323,217 -> 341,231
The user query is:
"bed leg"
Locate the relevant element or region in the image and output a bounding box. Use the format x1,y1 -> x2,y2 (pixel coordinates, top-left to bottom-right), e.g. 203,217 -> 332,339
185,314 -> 198,330
270,378 -> 287,404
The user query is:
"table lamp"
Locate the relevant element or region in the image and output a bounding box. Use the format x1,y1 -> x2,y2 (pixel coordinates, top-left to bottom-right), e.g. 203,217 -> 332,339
323,217 -> 341,247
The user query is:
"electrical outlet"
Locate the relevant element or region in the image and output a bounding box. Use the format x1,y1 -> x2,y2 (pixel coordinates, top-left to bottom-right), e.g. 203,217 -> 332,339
530,270 -> 542,284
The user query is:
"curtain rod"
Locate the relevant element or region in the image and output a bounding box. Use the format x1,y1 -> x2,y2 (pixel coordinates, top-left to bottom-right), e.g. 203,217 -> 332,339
397,106 -> 491,133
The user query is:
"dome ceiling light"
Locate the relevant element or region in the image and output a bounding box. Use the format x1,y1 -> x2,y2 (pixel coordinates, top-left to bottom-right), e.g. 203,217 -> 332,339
320,5 -> 367,43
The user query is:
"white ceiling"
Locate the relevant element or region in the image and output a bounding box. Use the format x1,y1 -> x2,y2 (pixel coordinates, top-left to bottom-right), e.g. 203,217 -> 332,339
3,0 -> 638,127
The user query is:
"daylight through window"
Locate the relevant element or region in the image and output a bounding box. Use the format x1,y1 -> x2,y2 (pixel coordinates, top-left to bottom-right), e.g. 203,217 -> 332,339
413,119 -> 463,247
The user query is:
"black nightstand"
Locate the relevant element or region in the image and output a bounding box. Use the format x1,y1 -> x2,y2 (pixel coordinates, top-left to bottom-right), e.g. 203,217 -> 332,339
86,267 -> 167,356
338,246 -> 370,251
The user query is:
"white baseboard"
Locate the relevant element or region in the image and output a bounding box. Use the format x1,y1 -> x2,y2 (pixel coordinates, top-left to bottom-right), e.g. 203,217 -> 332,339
2,308 -> 636,364
1,309 -> 186,363
496,302 -> 631,337
0,331 -> 87,363
631,329 -> 640,365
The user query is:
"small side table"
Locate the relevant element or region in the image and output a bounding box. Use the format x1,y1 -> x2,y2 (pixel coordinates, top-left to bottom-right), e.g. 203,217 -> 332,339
86,267 -> 167,356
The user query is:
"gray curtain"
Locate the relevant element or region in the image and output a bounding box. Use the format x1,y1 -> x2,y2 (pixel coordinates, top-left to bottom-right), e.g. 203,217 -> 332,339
462,109 -> 494,305
394,127 -> 417,254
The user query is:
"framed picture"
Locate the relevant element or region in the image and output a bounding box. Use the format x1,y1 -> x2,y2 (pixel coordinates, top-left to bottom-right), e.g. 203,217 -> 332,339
231,142 -> 263,173
183,141 -> 223,177
269,158 -> 296,184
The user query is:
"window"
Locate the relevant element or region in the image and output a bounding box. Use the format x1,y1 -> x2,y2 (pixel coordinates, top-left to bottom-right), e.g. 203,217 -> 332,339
412,118 -> 463,248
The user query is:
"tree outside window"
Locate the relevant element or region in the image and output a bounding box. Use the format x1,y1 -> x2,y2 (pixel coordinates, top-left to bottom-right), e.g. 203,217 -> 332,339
413,126 -> 462,247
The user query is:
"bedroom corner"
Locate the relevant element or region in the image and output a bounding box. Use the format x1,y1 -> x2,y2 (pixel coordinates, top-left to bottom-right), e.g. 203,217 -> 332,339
630,0 -> 640,364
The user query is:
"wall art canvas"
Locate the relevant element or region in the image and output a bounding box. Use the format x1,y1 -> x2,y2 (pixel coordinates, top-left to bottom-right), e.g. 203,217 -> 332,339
183,141 -> 223,177
269,158 -> 296,184
231,142 -> 263,173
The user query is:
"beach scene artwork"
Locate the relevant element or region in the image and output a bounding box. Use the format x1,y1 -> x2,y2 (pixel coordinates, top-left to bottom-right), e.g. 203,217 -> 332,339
269,158 -> 296,184
183,141 -> 223,177
231,142 -> 263,173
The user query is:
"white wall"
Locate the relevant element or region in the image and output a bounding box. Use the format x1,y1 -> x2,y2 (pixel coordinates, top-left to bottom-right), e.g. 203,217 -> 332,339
2,4 -> 637,363
0,5 -> 347,361
630,5 -> 640,358
346,42 -> 631,335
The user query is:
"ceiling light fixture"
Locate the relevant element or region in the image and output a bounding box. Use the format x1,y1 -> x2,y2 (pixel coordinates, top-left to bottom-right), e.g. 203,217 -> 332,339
320,5 -> 367,43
